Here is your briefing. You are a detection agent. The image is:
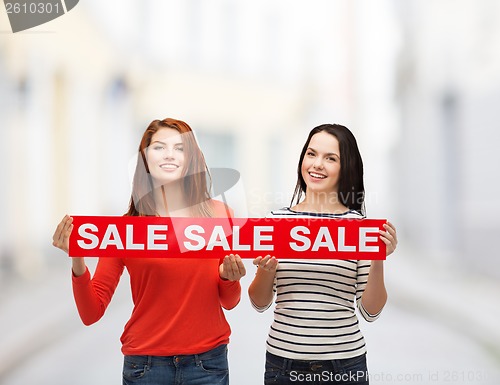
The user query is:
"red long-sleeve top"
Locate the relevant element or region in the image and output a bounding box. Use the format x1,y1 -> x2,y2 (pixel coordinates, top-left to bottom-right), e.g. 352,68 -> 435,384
71,201 -> 241,356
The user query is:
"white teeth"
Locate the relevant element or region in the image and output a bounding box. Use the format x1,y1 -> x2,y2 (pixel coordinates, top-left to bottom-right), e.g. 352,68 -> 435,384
309,172 -> 326,179
160,164 -> 178,169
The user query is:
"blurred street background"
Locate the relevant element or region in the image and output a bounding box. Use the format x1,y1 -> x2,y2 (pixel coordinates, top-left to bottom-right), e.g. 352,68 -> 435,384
1,1 -> 500,384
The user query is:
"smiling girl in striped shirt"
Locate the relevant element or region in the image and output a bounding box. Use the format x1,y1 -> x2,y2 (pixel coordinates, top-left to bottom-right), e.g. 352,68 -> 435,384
249,124 -> 397,385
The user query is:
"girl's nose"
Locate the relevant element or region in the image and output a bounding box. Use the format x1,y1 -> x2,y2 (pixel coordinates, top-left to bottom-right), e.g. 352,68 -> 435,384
163,147 -> 175,159
313,158 -> 324,169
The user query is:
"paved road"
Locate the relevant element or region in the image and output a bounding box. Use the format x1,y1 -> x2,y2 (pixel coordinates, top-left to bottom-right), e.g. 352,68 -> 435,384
1,258 -> 500,385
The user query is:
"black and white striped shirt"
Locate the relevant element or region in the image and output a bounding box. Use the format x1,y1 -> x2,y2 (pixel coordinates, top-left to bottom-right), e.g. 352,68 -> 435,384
252,207 -> 381,360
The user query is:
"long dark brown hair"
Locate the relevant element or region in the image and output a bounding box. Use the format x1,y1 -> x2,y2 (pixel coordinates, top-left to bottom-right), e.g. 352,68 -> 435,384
291,124 -> 365,215
126,118 -> 213,217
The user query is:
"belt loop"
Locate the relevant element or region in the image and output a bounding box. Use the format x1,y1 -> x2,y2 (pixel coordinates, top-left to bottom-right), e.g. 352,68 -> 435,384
283,357 -> 293,372
147,356 -> 152,370
331,358 -> 340,373
280,356 -> 285,373
280,356 -> 286,374
194,353 -> 202,367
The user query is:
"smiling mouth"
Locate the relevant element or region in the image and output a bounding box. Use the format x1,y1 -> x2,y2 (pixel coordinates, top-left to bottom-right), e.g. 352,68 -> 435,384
160,163 -> 179,170
309,172 -> 326,179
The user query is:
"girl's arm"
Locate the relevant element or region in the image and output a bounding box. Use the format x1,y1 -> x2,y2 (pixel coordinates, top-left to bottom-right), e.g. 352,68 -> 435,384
53,215 -> 124,325
218,254 -> 245,310
72,258 -> 124,325
361,260 -> 387,315
248,255 -> 278,310
361,221 -> 397,315
52,215 -> 86,277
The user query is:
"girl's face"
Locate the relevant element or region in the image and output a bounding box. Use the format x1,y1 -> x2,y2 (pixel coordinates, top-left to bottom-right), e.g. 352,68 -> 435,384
146,128 -> 185,184
301,131 -> 341,195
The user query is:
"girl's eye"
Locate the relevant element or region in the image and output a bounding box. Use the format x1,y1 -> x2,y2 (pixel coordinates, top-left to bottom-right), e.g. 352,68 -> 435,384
153,146 -> 164,151
175,146 -> 184,152
306,151 -> 315,156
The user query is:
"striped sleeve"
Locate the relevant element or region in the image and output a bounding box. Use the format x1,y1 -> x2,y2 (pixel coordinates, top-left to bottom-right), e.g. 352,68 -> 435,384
355,260 -> 381,322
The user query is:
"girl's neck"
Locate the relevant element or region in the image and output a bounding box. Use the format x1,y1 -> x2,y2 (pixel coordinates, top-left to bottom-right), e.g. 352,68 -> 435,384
293,192 -> 349,214
153,184 -> 191,217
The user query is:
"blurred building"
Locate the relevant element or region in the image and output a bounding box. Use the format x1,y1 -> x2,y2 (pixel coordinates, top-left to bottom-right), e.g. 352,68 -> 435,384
2,1 -> 400,279
393,0 -> 500,278
3,0 -> 497,280
1,6 -> 135,278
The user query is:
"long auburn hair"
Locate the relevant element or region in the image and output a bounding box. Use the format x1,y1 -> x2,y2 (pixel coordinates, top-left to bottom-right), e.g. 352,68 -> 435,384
126,118 -> 213,217
291,124 -> 365,215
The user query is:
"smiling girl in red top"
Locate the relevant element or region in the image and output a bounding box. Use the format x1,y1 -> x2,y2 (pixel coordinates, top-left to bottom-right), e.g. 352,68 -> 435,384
53,118 -> 246,385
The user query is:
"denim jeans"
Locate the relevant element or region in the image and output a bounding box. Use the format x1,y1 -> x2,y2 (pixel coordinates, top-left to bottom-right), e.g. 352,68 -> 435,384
122,344 -> 229,385
264,351 -> 369,385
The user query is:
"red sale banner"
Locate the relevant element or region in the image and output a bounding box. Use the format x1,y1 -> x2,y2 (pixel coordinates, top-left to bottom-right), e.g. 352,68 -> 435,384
69,216 -> 387,260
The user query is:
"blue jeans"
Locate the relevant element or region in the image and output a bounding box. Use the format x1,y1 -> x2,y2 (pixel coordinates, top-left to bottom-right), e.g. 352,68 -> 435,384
264,352 -> 369,385
122,344 -> 229,385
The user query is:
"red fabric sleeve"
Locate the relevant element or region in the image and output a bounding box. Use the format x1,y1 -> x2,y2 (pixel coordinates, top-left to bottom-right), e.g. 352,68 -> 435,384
72,258 -> 124,325
218,278 -> 241,310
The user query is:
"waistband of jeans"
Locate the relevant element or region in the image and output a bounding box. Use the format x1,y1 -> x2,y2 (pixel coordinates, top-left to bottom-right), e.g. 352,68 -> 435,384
125,344 -> 227,366
194,343 -> 227,361
266,351 -> 364,373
